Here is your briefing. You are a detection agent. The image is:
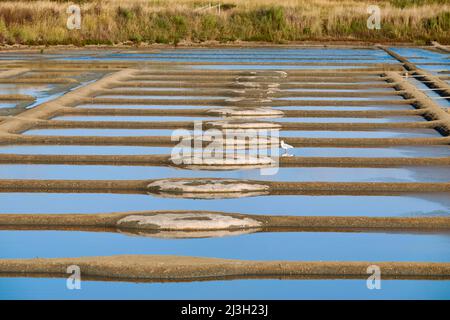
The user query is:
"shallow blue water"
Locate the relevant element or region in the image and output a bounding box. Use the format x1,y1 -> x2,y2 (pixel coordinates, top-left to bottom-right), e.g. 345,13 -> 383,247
0,193 -> 448,217
274,105 -> 414,111
0,103 -> 18,109
0,145 -> 449,157
0,84 -> 53,97
407,78 -> 450,109
192,65 -> 377,70
273,116 -> 425,123
285,88 -> 396,92
53,115 -> 425,123
51,115 -> 220,122
390,47 -> 450,108
23,128 -> 178,136
76,103 -> 213,109
1,230 -> 449,261
275,96 -> 405,101
287,146 -> 450,157
0,278 -> 448,299
97,95 -> 227,100
54,49 -> 398,68
279,129 -> 440,138
22,128 -> 442,138
112,86 -> 193,91
1,164 -> 449,183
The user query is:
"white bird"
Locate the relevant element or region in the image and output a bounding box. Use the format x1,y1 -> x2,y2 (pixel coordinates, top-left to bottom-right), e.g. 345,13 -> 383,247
280,140 -> 294,156
404,71 -> 408,79
280,140 -> 293,151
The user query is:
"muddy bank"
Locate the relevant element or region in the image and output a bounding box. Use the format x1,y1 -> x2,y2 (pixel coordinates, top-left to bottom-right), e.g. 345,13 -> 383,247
88,97 -> 413,106
0,255 -> 449,281
63,106 -> 424,118
33,119 -> 438,131
2,134 -> 449,147
0,68 -> 137,134
432,41 -> 450,54
0,178 -> 449,197
0,153 -> 448,168
384,72 -> 450,134
0,211 -> 449,235
381,46 -> 450,107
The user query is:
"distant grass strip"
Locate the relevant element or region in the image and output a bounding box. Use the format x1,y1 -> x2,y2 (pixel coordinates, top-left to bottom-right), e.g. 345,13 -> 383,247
0,0 -> 449,45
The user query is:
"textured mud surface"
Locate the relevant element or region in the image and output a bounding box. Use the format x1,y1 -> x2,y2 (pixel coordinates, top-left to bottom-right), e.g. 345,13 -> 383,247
1,255 -> 450,281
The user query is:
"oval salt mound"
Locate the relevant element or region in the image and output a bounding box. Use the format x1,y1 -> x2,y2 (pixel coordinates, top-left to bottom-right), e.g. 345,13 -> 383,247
225,97 -> 272,103
207,107 -> 284,118
206,120 -> 281,130
233,81 -> 281,89
117,213 -> 263,231
147,178 -> 270,199
171,154 -> 276,171
118,229 -> 258,239
180,136 -> 279,149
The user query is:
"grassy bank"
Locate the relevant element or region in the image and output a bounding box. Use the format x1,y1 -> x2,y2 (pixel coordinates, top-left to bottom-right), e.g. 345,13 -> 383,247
0,0 -> 449,46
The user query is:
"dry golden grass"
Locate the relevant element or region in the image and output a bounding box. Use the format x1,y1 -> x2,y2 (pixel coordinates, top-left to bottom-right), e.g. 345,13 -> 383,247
0,0 -> 448,45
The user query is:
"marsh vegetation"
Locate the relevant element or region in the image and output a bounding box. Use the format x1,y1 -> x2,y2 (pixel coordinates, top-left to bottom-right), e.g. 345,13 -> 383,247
0,0 -> 449,46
